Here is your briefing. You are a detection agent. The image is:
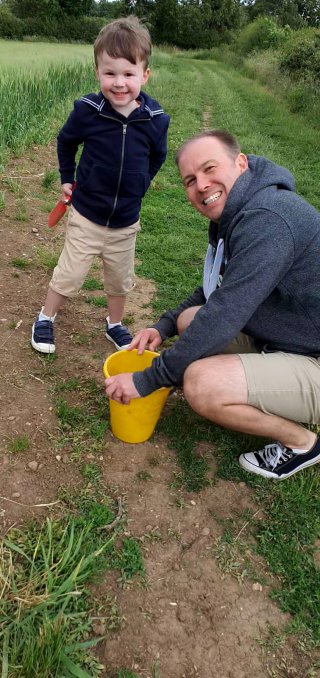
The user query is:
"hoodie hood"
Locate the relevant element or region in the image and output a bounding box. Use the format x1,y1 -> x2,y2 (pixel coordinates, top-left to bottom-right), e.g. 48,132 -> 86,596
210,155 -> 296,242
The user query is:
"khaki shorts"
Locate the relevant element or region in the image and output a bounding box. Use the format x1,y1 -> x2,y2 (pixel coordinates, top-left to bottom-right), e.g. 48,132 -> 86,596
50,206 -> 141,297
226,333 -> 320,424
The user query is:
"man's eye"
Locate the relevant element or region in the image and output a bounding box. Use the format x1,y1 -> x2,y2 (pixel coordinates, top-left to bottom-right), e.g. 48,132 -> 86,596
186,178 -> 195,187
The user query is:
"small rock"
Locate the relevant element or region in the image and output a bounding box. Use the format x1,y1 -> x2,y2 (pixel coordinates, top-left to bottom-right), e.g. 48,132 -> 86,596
252,582 -> 263,592
92,622 -> 106,636
8,416 -> 15,421
190,500 -> 196,506
201,527 -> 210,536
62,455 -> 69,464
2,455 -> 10,466
12,492 -> 21,498
86,453 -> 95,459
28,461 -> 38,471
55,455 -> 61,462
32,227 -> 38,233
173,563 -> 180,571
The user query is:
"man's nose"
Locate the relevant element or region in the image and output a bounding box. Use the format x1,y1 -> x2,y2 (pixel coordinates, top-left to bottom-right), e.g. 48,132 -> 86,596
196,174 -> 210,192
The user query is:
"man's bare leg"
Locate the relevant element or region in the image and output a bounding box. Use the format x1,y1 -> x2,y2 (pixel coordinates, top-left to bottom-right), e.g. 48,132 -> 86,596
183,354 -> 316,450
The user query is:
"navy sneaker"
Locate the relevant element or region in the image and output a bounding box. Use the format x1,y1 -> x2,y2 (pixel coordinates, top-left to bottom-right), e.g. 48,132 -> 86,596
105,321 -> 132,350
31,317 -> 55,354
239,438 -> 320,480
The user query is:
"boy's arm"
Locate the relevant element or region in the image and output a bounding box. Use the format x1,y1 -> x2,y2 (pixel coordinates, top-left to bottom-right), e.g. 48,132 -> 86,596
57,103 -> 84,185
149,118 -> 170,180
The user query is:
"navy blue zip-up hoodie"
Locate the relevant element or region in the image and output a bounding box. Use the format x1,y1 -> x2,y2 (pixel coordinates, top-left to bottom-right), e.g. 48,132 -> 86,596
133,155 -> 320,396
57,90 -> 169,227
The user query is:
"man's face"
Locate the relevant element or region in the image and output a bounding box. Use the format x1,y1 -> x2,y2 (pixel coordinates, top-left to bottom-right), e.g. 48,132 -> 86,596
178,137 -> 248,222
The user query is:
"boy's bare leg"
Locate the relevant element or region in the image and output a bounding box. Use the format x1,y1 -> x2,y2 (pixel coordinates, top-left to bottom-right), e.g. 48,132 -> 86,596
107,294 -> 126,324
42,288 -> 68,317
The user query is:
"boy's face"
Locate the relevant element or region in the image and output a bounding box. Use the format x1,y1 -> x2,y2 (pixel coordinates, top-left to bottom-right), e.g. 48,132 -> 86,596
96,51 -> 150,116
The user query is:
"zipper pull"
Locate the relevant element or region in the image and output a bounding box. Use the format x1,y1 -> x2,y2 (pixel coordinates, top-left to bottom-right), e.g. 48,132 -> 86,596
123,124 -> 127,135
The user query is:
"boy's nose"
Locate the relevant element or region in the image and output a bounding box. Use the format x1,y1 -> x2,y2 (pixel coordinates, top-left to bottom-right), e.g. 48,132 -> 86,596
114,74 -> 125,87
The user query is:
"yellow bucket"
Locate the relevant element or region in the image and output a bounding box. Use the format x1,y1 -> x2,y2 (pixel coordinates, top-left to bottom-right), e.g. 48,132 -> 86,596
103,349 -> 170,443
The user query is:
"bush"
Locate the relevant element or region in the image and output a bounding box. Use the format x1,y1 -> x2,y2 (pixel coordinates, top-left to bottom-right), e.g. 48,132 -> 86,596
279,28 -> 320,82
235,16 -> 289,55
0,6 -> 24,39
53,15 -> 105,42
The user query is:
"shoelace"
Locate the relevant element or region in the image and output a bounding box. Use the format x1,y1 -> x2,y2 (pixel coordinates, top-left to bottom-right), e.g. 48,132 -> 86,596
258,442 -> 292,470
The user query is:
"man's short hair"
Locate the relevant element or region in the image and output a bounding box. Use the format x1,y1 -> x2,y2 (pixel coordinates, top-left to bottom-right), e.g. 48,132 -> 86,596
94,16 -> 152,68
175,130 -> 241,166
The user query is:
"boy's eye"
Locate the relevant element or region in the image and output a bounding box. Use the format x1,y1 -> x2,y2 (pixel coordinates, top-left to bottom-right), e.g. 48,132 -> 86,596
125,73 -> 134,77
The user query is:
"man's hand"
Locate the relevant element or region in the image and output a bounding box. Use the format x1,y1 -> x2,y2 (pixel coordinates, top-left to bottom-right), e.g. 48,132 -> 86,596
105,373 -> 141,404
129,328 -> 162,354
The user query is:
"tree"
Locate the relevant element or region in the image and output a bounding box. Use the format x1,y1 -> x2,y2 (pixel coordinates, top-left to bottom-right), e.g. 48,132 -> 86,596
58,0 -> 94,17
152,0 -> 179,44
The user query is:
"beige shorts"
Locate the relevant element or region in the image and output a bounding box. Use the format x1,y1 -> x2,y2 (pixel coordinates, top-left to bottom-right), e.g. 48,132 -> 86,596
226,333 -> 320,424
50,206 -> 141,297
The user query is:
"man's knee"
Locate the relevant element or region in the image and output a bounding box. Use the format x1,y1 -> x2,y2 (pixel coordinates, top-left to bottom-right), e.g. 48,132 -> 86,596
177,306 -> 202,336
183,360 -> 221,415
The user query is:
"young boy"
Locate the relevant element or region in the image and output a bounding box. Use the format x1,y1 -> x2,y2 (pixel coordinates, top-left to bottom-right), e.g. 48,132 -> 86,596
31,16 -> 169,354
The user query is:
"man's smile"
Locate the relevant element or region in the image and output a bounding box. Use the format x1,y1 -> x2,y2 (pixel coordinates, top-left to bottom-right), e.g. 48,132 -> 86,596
203,191 -> 222,205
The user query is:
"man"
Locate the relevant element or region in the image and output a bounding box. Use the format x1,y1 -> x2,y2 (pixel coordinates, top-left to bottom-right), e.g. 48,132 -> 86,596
105,129 -> 320,480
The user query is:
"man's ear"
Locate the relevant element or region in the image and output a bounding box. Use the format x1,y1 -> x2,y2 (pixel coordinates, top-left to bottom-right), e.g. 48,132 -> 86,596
237,153 -> 249,174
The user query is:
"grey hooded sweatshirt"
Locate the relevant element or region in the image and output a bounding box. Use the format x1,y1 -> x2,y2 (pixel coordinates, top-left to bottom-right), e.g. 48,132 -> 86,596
133,155 -> 320,396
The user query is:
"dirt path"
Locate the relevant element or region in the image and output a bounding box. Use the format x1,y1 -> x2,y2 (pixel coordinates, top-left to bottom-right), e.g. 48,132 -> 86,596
0,146 -> 316,678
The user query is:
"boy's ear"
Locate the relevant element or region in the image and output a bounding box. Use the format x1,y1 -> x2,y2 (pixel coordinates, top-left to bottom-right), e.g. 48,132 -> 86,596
143,67 -> 150,85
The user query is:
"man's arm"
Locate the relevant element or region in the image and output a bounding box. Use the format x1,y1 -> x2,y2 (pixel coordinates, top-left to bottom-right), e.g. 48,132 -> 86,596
153,286 -> 206,339
132,212 -> 295,396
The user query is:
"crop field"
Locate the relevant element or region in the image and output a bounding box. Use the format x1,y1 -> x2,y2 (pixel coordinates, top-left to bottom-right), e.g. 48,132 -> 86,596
0,40 -> 319,678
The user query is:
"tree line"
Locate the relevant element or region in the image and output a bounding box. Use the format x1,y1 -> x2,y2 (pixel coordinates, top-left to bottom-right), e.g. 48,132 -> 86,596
0,0 -> 319,48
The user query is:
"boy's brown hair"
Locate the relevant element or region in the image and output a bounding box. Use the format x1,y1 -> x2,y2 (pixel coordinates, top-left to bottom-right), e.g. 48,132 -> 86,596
94,16 -> 152,68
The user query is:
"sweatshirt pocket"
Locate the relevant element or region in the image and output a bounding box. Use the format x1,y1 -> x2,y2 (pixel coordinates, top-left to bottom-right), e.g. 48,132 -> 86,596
80,165 -> 118,195
119,171 -> 150,198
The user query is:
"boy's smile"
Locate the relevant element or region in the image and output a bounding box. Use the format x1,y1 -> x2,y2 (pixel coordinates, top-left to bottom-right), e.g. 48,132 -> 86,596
96,51 -> 150,117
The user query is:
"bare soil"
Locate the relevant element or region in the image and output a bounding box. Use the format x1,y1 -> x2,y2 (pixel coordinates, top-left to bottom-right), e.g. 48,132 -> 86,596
0,146 -> 318,678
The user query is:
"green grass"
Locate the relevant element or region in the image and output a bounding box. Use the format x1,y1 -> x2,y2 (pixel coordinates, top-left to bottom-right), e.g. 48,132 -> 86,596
82,276 -> 104,291
11,257 -> 31,270
2,45 -> 320,665
0,40 -> 92,72
85,295 -> 107,307
9,434 -> 30,453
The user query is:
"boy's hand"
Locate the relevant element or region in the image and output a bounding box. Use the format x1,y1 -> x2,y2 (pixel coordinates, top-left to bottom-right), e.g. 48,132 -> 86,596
129,328 -> 162,354
61,183 -> 73,201
105,373 -> 140,405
